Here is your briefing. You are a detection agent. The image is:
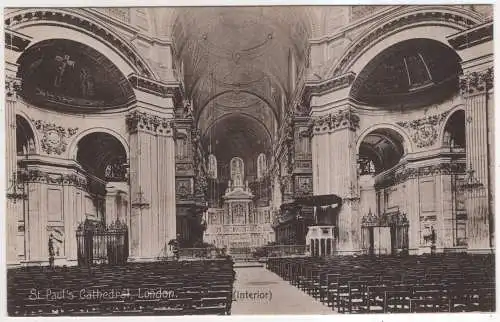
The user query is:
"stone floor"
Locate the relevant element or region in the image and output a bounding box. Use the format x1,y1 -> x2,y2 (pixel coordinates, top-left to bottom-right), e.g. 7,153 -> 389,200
231,266 -> 334,314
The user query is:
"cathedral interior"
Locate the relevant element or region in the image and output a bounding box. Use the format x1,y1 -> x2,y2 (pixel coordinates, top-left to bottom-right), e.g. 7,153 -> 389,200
4,5 -> 494,266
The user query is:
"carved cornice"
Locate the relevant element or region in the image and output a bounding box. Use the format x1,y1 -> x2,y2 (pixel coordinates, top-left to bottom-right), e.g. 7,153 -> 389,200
448,21 -> 493,50
396,111 -> 450,148
310,108 -> 360,135
5,9 -> 154,78
32,120 -> 78,155
375,162 -> 466,188
304,72 -> 356,103
20,169 -> 90,190
5,29 -> 32,52
128,74 -> 183,101
5,77 -> 22,99
125,110 -> 174,136
459,67 -> 494,96
333,9 -> 477,75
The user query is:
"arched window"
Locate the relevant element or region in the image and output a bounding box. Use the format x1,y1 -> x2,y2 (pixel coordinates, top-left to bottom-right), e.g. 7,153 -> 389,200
208,154 -> 217,179
257,153 -> 267,180
230,157 -> 244,187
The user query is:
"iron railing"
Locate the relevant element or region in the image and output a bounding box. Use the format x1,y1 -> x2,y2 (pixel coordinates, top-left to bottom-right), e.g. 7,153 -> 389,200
76,219 -> 128,266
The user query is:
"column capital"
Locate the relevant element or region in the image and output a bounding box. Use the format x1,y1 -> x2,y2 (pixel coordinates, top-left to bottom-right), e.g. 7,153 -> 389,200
310,107 -> 360,136
126,109 -> 174,136
5,76 -> 22,101
459,67 -> 494,96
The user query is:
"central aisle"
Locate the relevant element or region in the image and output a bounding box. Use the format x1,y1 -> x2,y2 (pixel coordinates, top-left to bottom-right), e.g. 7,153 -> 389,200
231,266 -> 334,314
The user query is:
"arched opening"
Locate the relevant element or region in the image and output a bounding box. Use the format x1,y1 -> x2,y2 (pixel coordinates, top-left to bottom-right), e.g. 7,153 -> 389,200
443,110 -> 466,150
76,132 -> 129,224
443,110 -> 467,247
358,128 -> 408,255
350,39 -> 462,109
76,132 -> 128,182
16,115 -> 36,156
358,128 -> 405,176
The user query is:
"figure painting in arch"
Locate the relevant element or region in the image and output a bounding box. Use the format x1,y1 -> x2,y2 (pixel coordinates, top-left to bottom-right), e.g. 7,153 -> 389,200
80,67 -> 95,97
54,54 -> 75,88
230,157 -> 244,187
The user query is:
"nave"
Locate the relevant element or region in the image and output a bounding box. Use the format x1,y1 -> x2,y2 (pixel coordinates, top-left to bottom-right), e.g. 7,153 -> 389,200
232,266 -> 332,314
8,259 -> 235,316
267,253 -> 495,313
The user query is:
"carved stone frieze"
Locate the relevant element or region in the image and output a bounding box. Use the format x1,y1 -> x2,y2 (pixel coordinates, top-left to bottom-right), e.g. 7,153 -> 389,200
176,163 -> 193,172
126,110 -> 174,136
294,175 -> 313,197
20,169 -> 90,191
32,120 -> 78,155
5,9 -> 153,78
311,108 -> 360,135
304,72 -> 356,102
396,111 -> 450,148
448,22 -> 493,51
333,10 -> 477,75
128,74 -> 182,100
176,178 -> 193,200
5,77 -> 22,99
375,162 -> 467,188
459,67 -> 494,96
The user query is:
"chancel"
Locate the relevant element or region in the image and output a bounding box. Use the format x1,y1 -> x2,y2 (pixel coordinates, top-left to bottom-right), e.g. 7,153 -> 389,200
4,5 -> 495,316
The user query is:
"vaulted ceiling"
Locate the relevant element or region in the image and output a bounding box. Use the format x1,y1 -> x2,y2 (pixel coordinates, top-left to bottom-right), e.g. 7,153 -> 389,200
169,7 -> 311,164
172,7 -> 311,125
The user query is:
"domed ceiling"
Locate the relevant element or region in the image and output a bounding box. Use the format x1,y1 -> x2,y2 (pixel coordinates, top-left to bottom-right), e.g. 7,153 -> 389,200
350,39 -> 462,109
17,39 -> 135,112
172,7 -> 311,123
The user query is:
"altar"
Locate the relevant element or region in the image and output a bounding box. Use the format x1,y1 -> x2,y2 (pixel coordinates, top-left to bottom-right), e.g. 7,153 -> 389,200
203,157 -> 274,250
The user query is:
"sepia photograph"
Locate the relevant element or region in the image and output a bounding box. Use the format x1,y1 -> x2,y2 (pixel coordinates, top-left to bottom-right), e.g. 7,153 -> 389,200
3,3 -> 496,317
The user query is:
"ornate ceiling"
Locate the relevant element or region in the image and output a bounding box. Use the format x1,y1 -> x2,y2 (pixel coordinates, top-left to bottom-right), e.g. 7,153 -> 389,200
171,7 -> 311,123
17,39 -> 135,112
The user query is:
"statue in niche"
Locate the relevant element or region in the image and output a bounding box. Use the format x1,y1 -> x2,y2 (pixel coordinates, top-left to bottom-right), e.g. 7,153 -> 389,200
54,55 -> 75,88
230,157 -> 244,188
257,153 -> 267,180
208,154 -> 217,179
183,99 -> 193,118
80,67 -> 95,97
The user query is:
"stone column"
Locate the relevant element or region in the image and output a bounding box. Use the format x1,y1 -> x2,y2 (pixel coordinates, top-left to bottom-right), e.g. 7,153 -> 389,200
126,109 -> 176,260
5,73 -> 21,265
460,67 -> 493,250
449,22 -> 493,251
308,73 -> 360,253
311,104 -> 360,252
405,176 -> 421,254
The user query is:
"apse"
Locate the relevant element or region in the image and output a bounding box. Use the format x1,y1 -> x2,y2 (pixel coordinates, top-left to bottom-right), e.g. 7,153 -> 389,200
202,113 -> 272,182
350,39 -> 462,109
17,39 -> 135,112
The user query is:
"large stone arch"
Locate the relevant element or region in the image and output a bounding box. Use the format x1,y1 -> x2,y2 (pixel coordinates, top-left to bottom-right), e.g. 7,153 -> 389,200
356,123 -> 414,156
67,127 -> 129,161
15,111 -> 41,155
5,8 -> 157,79
439,104 -> 466,148
330,6 -> 483,76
